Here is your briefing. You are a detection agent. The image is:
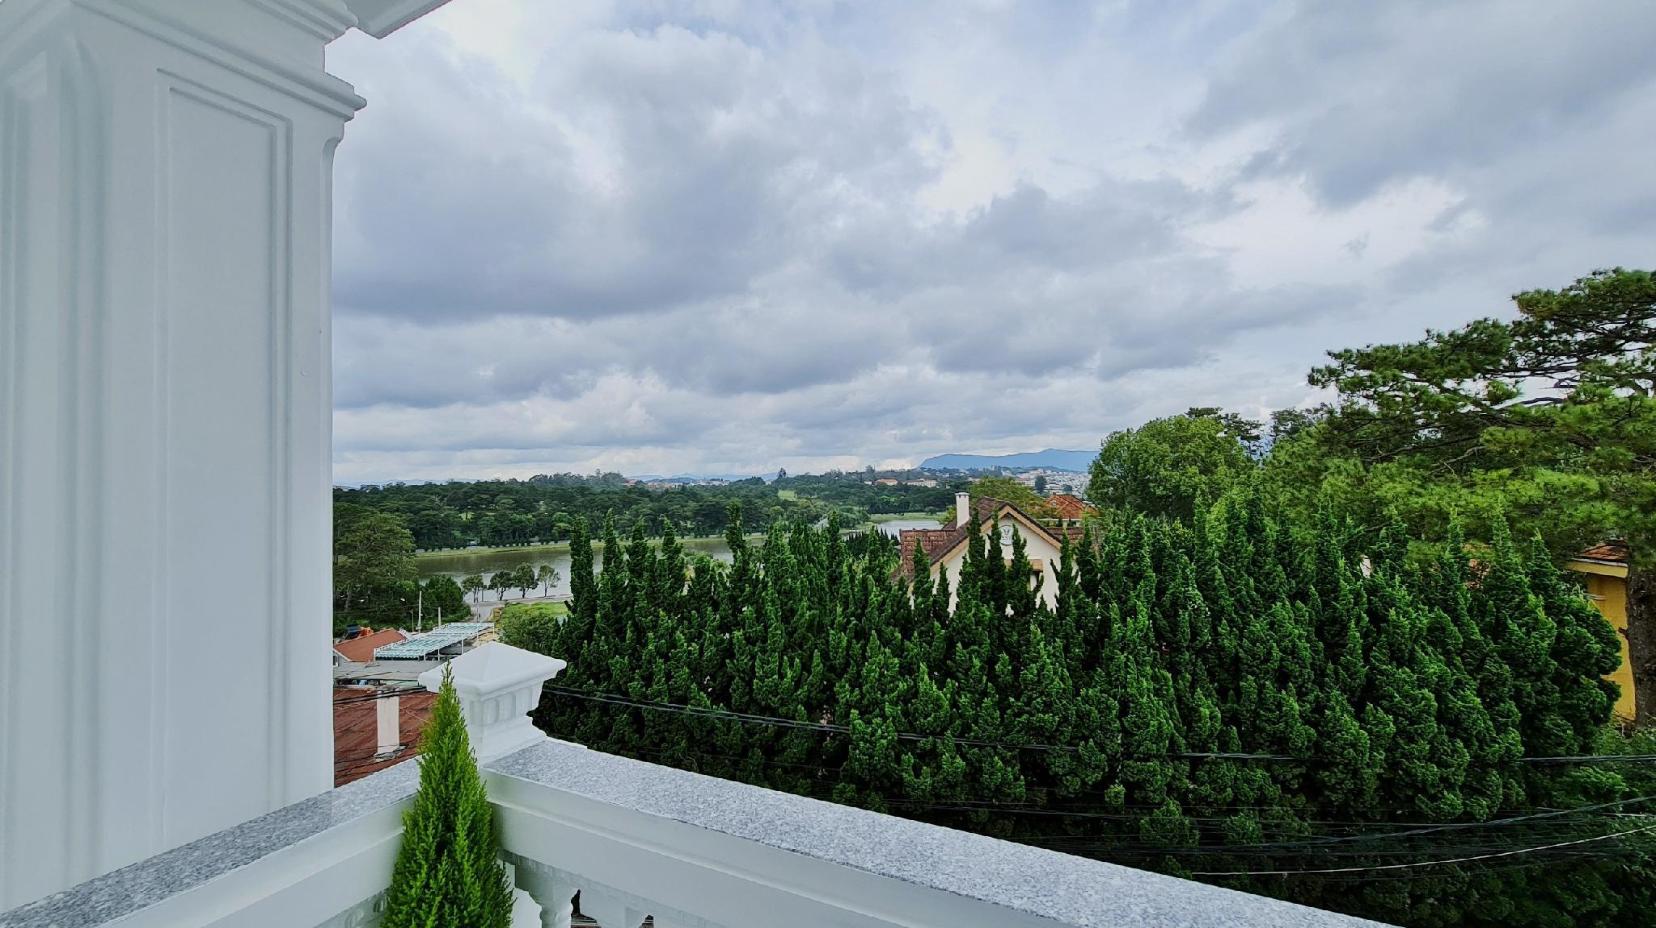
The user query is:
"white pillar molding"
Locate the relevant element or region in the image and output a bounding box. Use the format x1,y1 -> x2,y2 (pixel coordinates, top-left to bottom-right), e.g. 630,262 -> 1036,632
418,642 -> 567,763
0,0 -> 450,908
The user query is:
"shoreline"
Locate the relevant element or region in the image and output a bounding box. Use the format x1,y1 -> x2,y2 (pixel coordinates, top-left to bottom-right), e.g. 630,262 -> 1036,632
416,532 -> 765,561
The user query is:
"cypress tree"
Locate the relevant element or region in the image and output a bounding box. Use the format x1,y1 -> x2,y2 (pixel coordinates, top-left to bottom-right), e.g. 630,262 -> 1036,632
491,494 -> 1650,928
382,667 -> 513,928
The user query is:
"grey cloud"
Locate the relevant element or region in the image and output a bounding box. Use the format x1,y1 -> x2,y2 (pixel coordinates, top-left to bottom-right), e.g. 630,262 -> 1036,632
1192,1 -> 1656,208
333,23 -> 941,322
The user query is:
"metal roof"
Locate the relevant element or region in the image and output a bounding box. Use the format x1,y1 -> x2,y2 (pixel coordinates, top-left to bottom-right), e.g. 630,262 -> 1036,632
333,660 -> 446,685
373,622 -> 492,660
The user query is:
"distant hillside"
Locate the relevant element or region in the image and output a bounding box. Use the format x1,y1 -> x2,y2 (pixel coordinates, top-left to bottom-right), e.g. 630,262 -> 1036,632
919,449 -> 1094,472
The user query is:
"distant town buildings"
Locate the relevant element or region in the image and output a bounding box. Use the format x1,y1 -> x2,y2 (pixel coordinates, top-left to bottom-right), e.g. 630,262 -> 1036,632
861,475 -> 940,487
1010,468 -> 1084,495
640,477 -> 734,489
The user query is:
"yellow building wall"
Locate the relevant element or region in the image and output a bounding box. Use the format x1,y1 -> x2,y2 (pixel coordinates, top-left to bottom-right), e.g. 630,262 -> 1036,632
1570,562 -> 1633,721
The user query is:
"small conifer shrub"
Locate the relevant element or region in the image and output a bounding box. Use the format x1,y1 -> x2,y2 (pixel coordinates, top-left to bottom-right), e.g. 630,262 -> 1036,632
381,667 -> 514,928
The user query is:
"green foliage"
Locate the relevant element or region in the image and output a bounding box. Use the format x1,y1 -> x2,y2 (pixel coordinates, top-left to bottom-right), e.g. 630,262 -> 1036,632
1089,408 -> 1260,521
1297,268 -> 1656,723
496,601 -> 567,655
964,476 -> 1053,518
334,508 -> 418,629
419,575 -> 469,625
382,667 -> 513,928
504,497 -> 1648,928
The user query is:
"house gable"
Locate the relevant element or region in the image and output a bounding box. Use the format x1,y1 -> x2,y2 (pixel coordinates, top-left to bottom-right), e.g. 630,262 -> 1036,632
928,502 -> 1064,570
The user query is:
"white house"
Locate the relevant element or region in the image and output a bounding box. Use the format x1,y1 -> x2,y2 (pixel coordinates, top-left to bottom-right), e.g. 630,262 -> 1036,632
897,492 -> 1082,611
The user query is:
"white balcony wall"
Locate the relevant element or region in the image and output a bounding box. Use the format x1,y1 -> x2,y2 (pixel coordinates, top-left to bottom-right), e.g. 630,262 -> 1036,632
0,643 -> 1389,927
0,0 -> 453,907
0,743 -> 1395,928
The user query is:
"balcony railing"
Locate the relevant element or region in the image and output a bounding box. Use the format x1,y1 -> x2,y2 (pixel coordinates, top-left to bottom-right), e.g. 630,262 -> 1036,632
0,646 -> 1390,928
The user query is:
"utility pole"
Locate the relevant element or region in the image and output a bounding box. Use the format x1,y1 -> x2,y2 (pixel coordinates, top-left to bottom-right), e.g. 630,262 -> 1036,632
417,587 -> 424,633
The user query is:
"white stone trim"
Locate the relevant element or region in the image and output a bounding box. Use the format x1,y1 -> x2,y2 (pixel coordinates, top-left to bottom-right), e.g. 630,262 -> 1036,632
418,643 -> 567,763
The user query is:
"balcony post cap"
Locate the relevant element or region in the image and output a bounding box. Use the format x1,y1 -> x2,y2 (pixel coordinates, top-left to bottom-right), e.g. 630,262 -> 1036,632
418,641 -> 566,695
418,642 -> 567,761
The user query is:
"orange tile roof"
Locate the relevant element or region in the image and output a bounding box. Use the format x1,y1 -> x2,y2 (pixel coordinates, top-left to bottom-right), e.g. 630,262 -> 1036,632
1047,493 -> 1096,521
333,628 -> 407,663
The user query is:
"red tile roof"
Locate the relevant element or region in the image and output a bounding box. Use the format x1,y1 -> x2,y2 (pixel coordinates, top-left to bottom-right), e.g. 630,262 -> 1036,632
333,686 -> 436,786
333,628 -> 407,663
1047,493 -> 1096,521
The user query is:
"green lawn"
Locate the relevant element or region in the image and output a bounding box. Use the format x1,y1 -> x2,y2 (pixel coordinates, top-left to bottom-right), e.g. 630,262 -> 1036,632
495,600 -> 569,619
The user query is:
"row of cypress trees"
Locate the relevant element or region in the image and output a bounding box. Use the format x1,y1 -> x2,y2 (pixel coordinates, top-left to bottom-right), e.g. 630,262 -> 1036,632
502,493 -> 1656,927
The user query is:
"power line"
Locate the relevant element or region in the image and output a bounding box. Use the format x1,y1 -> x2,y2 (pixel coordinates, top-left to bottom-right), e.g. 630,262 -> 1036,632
600,739 -> 1656,856
545,685 -> 1295,760
1520,753 -> 1656,765
1186,822 -> 1656,877
332,685 -> 432,707
545,684 -> 1656,766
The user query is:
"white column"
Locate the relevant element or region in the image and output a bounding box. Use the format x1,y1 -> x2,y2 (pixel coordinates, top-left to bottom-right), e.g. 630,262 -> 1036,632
0,0 -> 449,908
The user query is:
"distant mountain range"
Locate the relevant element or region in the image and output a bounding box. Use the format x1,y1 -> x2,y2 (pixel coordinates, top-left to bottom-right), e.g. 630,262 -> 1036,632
919,449 -> 1094,472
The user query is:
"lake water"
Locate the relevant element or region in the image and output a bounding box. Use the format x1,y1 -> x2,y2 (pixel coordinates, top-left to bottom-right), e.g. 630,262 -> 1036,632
874,519 -> 944,536
418,520 -> 943,600
417,536 -> 740,598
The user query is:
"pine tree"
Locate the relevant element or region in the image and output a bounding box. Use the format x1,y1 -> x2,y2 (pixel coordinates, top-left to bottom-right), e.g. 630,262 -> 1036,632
382,667 -> 513,928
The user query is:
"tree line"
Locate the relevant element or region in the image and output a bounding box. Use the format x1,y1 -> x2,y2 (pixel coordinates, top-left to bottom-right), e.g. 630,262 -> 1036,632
459,564 -> 561,602
335,470 -> 962,552
333,508 -> 469,633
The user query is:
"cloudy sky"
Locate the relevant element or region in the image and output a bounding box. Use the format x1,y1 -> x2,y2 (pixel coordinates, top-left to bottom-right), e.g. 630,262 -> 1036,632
325,0 -> 1656,485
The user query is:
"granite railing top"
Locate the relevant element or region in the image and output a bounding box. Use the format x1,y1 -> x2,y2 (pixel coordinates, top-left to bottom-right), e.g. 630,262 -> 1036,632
2,737 -> 1392,928
0,761 -> 420,928
488,740 -> 1394,928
